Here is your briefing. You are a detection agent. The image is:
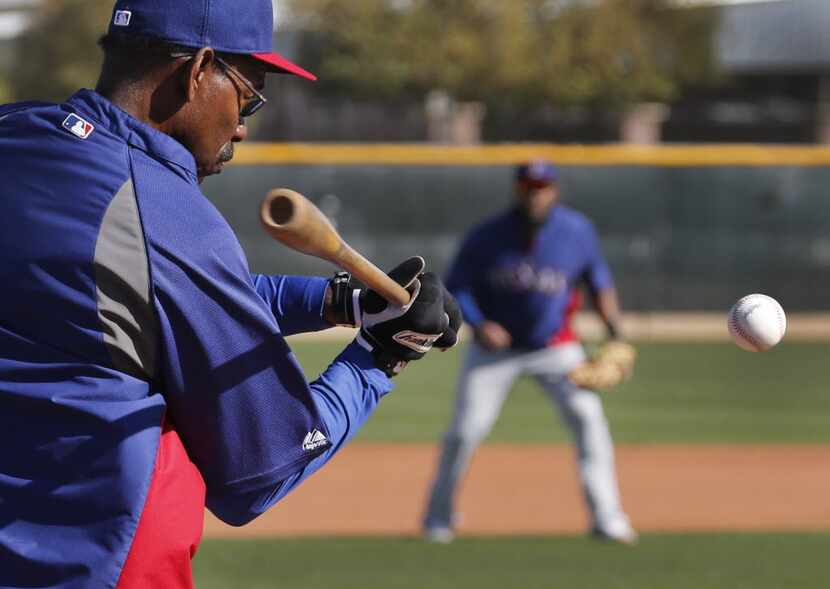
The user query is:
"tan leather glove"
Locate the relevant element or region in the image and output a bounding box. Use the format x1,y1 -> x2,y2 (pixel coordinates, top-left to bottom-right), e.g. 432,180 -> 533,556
568,341 -> 637,390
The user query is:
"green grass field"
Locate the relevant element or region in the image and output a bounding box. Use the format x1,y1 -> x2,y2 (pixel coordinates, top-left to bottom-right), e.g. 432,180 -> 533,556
194,341 -> 830,588
288,340 -> 830,443
194,532 -> 830,589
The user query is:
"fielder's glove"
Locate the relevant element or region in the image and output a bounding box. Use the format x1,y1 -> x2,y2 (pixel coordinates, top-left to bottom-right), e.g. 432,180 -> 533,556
329,257 -> 462,376
568,341 -> 637,390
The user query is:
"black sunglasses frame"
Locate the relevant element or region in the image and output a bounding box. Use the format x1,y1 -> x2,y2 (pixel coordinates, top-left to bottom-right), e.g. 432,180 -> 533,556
170,52 -> 268,118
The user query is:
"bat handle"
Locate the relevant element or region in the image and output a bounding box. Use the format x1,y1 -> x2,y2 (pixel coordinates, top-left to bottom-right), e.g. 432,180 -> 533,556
337,244 -> 412,307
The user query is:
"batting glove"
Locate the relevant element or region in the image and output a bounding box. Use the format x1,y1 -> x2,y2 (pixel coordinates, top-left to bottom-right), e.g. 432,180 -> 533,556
348,257 -> 462,376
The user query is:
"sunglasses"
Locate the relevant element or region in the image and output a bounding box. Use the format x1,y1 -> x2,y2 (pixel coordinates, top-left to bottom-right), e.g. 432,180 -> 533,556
170,52 -> 268,118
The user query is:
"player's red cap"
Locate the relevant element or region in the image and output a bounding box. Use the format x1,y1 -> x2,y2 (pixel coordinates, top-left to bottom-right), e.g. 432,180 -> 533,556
251,53 -> 316,81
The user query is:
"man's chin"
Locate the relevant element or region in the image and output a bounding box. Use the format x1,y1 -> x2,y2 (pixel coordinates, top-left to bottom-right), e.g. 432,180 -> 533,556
197,161 -> 229,180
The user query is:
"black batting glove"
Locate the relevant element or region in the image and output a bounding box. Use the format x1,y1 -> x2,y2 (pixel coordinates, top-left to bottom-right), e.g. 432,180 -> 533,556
355,257 -> 457,376
434,281 -> 462,351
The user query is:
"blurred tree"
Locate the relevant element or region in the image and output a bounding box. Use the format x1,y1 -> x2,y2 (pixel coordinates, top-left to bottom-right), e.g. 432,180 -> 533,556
0,78 -> 10,104
289,0 -> 720,109
7,0 -> 112,102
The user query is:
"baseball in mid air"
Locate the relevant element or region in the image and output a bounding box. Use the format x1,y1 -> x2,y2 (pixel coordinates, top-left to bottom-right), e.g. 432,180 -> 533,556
727,294 -> 787,352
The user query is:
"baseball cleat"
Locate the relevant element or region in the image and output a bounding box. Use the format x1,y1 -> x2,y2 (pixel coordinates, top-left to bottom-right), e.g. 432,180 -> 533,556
423,526 -> 455,544
591,525 -> 639,546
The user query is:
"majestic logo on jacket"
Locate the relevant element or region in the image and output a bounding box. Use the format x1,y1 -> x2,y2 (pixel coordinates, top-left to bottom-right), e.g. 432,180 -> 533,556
62,114 -> 95,139
302,429 -> 330,452
489,262 -> 568,295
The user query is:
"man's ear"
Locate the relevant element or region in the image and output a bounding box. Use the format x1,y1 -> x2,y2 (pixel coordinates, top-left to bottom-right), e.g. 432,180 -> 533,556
182,47 -> 216,103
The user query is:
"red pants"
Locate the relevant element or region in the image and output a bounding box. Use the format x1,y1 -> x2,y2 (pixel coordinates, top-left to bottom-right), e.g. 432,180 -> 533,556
116,421 -> 206,589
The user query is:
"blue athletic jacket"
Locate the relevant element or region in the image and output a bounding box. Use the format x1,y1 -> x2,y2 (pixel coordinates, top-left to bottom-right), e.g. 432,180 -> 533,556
0,89 -> 392,588
447,207 -> 614,349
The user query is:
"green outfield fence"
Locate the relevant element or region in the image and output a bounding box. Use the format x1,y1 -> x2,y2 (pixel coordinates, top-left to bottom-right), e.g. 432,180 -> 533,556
204,144 -> 830,311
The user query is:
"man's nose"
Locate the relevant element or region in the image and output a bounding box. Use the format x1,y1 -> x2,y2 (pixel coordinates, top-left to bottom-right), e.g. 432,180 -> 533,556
233,119 -> 248,142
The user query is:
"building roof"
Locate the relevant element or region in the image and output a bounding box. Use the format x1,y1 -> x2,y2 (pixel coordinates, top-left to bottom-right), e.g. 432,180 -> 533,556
718,0 -> 830,72
0,0 -> 38,41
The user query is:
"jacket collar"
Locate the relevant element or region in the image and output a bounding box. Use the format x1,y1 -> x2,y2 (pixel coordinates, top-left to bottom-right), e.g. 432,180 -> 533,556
66,89 -> 198,180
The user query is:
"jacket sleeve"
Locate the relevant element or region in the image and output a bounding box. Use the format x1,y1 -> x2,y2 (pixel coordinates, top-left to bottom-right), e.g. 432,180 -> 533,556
207,341 -> 392,525
251,274 -> 330,336
207,342 -> 391,526
135,163 -> 393,526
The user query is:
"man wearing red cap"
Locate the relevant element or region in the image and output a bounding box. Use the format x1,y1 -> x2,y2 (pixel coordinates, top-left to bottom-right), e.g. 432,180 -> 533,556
0,1 -> 460,587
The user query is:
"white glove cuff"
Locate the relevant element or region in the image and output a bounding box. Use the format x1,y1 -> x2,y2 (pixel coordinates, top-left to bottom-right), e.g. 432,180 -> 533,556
355,330 -> 373,352
352,289 -> 363,328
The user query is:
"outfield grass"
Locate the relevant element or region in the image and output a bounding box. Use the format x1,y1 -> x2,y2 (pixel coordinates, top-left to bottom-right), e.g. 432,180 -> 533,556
288,340 -> 830,443
193,532 -> 830,589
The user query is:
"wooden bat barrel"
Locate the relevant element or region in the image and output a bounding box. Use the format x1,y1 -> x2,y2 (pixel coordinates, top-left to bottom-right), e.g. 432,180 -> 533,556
260,188 -> 412,307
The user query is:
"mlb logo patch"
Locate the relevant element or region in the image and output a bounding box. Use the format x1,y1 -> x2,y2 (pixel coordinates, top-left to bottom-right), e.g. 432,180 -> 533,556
62,114 -> 95,139
113,10 -> 132,26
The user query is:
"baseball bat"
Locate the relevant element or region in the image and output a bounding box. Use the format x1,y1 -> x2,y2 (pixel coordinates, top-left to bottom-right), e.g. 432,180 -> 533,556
259,188 -> 412,307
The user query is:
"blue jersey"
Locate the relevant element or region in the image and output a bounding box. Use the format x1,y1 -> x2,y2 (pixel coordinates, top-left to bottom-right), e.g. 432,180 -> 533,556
446,207 -> 613,350
0,90 -> 392,588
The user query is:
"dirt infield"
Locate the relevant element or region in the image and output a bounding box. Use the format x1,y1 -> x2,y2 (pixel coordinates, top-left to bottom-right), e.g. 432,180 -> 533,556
204,444 -> 830,537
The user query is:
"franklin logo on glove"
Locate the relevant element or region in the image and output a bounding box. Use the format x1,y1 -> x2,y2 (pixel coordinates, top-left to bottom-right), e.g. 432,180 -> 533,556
392,331 -> 443,353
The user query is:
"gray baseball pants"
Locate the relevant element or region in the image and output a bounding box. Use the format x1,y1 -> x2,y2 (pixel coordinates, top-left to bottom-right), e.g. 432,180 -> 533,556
423,341 -> 632,536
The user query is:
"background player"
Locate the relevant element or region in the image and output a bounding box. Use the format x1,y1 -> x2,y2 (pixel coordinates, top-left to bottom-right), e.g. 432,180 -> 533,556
0,1 -> 459,587
422,160 -> 636,545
